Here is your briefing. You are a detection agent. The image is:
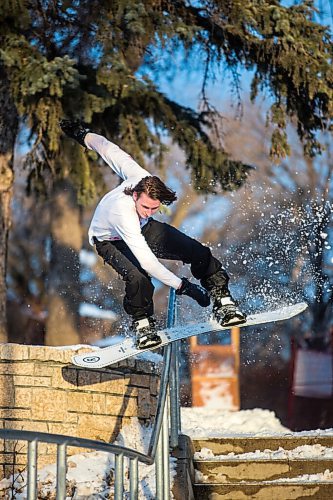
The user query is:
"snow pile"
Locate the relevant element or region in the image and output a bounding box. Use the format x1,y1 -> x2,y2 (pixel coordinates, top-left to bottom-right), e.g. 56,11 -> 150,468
194,468 -> 333,485
136,350 -> 163,365
195,444 -> 333,461
273,470 -> 333,483
181,407 -> 289,437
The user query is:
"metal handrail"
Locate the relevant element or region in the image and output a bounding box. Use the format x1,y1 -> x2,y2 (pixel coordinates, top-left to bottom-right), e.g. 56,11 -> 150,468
149,287 -> 177,458
0,288 -> 180,499
147,344 -> 173,458
0,428 -> 152,463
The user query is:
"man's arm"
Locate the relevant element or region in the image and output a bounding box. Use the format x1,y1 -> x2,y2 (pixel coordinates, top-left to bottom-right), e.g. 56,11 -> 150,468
85,133 -> 150,181
59,120 -> 150,181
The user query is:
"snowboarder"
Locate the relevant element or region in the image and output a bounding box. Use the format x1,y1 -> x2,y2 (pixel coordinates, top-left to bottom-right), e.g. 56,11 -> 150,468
60,120 -> 246,349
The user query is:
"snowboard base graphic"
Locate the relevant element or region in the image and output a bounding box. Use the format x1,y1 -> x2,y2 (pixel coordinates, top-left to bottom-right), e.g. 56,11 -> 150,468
72,302 -> 307,369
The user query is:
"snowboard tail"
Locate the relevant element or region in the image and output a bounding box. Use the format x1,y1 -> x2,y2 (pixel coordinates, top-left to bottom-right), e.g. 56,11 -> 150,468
72,302 -> 307,369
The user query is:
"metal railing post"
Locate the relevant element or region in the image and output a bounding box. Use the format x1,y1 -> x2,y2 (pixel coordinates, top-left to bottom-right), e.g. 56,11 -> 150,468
27,439 -> 38,500
175,340 -> 181,432
168,288 -> 181,448
56,443 -> 67,500
170,341 -> 181,448
155,430 -> 164,499
162,397 -> 170,500
167,288 -> 177,329
129,456 -> 138,500
115,453 -> 124,500
155,288 -> 178,499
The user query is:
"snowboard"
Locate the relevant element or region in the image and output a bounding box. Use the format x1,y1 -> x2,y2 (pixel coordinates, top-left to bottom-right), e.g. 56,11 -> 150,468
72,302 -> 307,369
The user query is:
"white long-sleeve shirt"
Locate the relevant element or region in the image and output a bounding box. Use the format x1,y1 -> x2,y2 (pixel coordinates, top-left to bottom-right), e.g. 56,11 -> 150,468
86,133 -> 182,290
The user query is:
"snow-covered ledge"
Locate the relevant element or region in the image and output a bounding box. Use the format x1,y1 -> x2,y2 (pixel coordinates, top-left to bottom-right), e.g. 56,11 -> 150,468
0,343 -> 162,475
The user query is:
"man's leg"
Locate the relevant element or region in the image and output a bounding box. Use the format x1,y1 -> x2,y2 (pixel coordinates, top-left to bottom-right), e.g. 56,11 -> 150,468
142,219 -> 222,280
142,220 -> 246,326
93,239 -> 162,348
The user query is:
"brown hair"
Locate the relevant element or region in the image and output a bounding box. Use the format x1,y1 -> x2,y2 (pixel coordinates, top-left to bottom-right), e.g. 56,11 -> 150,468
124,176 -> 177,206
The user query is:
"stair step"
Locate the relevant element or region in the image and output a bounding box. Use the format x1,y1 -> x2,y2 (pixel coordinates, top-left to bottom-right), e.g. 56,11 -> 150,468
194,458 -> 333,483
192,435 -> 333,454
193,481 -> 333,499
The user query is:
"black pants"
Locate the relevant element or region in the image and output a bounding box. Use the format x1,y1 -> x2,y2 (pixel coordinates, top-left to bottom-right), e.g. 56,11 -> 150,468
94,219 -> 223,320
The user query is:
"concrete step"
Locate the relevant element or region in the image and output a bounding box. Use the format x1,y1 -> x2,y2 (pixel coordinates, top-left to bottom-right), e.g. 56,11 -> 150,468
195,457 -> 333,483
193,481 -> 333,499
192,436 -> 333,499
192,435 -> 333,455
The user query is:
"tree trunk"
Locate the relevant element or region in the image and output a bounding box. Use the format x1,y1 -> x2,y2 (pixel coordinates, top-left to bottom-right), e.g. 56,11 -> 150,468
45,179 -> 82,346
0,65 -> 18,342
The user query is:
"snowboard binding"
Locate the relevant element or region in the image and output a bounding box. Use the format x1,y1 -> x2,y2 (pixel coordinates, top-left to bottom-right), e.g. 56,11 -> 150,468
212,295 -> 247,327
132,317 -> 162,349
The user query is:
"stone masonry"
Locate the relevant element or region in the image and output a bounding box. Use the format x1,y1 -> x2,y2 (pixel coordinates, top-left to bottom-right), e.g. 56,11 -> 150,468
0,343 -> 162,477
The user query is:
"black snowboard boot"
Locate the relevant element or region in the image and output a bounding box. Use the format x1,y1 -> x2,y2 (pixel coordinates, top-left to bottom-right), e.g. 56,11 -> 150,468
210,289 -> 247,327
132,317 -> 162,349
201,270 -> 247,327
59,119 -> 91,147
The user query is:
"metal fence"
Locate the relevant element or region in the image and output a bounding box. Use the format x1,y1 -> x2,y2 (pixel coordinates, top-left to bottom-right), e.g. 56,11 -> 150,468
0,289 -> 180,499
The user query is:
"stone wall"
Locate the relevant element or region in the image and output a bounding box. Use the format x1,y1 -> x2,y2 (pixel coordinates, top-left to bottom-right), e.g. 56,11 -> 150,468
0,343 -> 162,476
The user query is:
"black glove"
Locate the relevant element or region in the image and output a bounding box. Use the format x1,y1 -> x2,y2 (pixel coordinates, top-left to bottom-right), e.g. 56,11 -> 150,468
176,278 -> 210,307
59,119 -> 91,147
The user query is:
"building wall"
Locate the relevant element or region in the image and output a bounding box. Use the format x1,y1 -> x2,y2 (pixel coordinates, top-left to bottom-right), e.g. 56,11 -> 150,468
0,344 -> 161,476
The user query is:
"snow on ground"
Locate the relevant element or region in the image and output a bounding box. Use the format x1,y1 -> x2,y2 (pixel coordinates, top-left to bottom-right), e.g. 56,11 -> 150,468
194,444 -> 333,461
188,408 -> 333,485
272,470 -> 333,483
181,407 -> 290,437
2,408 -> 333,497
195,468 -> 333,485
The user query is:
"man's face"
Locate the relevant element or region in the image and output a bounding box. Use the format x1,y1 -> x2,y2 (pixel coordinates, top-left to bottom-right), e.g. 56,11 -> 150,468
133,192 -> 161,218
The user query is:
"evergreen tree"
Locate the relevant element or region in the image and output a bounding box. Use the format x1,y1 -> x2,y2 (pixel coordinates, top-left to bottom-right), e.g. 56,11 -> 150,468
0,1 -> 22,340
1,0 -> 332,342
7,1 -> 332,197
0,66 -> 18,342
